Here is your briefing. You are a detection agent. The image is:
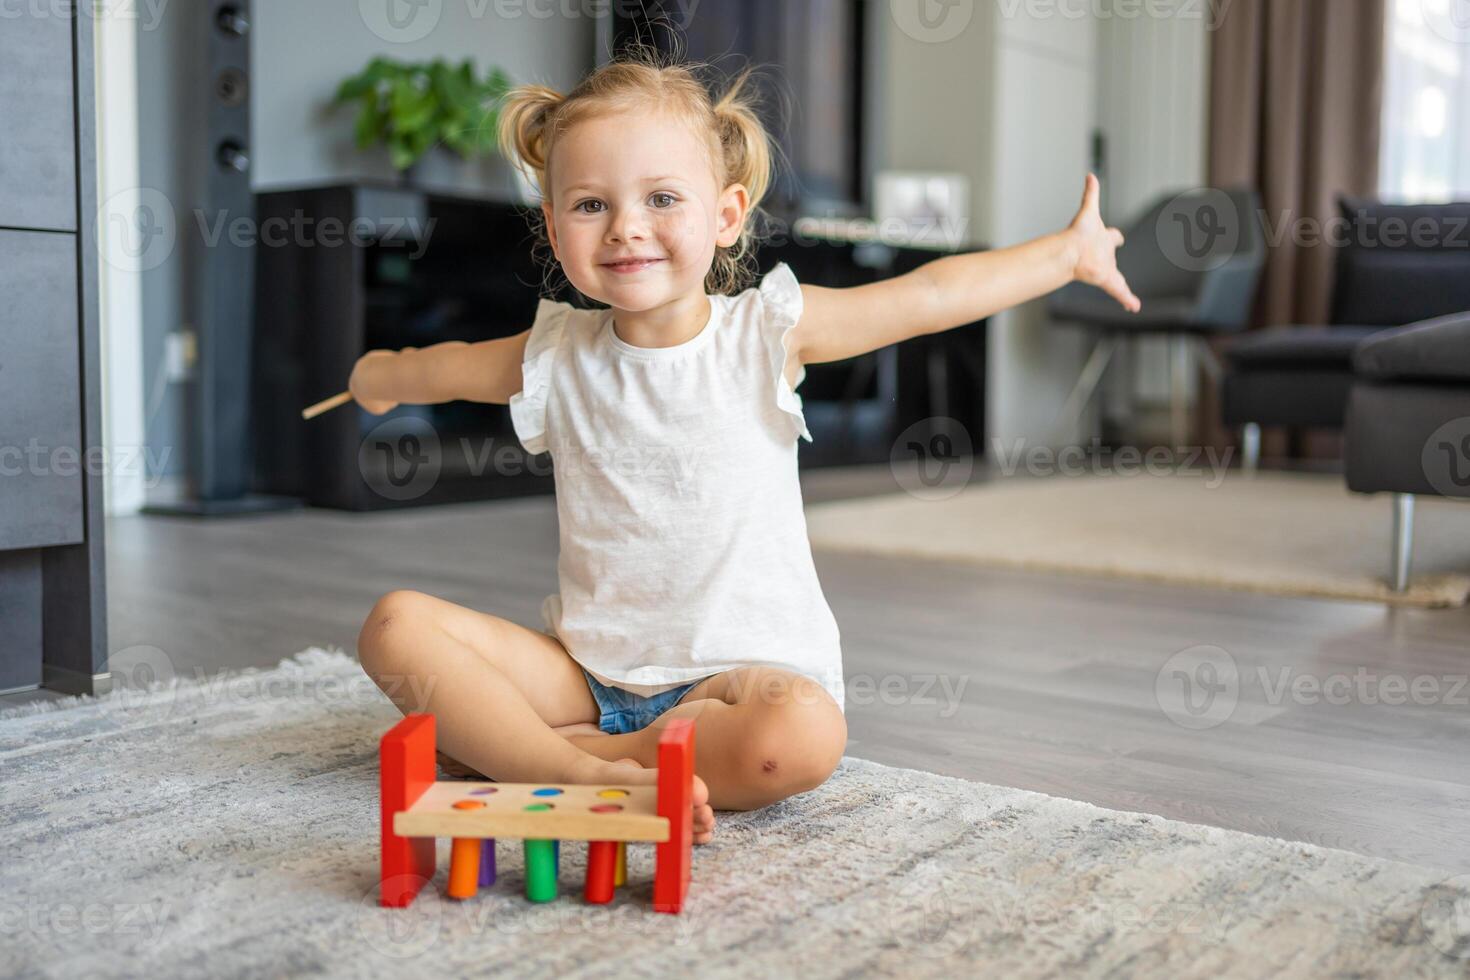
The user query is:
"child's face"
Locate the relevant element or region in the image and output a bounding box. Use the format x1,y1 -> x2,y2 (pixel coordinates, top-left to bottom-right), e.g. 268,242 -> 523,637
541,109 -> 748,310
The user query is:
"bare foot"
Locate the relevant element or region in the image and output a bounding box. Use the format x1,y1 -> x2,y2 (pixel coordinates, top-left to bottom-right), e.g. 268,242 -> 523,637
573,755 -> 715,844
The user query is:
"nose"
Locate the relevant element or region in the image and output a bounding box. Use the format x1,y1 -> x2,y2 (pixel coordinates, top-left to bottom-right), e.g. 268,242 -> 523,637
604,205 -> 649,245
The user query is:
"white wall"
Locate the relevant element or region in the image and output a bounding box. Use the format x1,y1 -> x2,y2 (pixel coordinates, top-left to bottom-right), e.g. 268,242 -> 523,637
251,0 -> 593,194
985,7 -> 1099,451
1095,9 -> 1210,411
868,2 -> 1211,452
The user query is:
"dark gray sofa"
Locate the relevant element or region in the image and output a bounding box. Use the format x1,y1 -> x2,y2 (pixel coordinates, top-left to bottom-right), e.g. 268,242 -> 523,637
1222,197 -> 1470,469
1344,312 -> 1470,590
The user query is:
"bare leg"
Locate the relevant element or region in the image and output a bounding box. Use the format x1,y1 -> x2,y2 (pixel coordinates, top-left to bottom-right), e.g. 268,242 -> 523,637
356,590 -> 715,839
567,666 -> 847,811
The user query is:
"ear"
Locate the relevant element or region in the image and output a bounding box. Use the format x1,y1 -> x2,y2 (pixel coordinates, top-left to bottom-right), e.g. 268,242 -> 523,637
714,183 -> 750,249
541,199 -> 560,261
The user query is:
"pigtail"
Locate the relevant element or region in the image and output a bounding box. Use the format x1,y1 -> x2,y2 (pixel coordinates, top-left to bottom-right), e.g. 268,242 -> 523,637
497,84 -> 565,197
707,67 -> 777,295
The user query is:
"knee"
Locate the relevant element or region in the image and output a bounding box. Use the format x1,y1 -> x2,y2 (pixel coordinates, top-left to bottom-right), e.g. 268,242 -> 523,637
735,695 -> 847,802
357,589 -> 432,670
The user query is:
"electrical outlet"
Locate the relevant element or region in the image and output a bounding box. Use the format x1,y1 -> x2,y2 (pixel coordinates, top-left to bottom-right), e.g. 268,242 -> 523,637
165,329 -> 197,382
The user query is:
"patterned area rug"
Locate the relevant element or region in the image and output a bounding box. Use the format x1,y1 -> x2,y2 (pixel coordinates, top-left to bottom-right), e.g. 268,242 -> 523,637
2,650 -> 1465,978
805,471 -> 1470,608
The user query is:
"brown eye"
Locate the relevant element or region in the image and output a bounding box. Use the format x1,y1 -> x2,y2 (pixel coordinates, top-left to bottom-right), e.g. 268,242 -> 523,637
650,192 -> 677,208
575,200 -> 605,214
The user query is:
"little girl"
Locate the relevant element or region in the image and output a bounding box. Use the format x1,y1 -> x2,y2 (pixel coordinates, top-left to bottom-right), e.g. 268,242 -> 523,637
353,54 -> 1138,842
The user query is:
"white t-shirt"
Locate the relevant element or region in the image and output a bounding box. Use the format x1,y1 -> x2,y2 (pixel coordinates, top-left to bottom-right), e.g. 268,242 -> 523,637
508,262 -> 845,710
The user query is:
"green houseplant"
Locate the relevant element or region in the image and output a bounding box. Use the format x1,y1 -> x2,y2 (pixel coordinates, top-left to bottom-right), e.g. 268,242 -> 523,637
332,57 -> 512,177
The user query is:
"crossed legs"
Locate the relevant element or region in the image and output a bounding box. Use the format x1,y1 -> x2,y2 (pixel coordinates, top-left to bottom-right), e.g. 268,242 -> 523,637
356,590 -> 847,832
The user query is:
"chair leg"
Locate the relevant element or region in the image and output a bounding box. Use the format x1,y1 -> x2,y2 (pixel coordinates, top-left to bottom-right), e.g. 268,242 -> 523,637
1169,335 -> 1192,451
1391,493 -> 1415,593
1055,335 -> 1120,443
1241,423 -> 1261,474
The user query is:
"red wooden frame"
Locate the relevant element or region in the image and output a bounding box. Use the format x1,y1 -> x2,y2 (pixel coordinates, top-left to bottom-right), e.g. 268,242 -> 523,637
652,718 -> 695,914
379,714 -> 437,907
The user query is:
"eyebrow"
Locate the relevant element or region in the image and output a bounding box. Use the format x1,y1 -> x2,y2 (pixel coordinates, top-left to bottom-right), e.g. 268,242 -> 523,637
562,176 -> 691,195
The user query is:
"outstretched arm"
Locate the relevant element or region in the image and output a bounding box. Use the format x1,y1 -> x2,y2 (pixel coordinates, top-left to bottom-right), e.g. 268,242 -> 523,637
790,174 -> 1141,367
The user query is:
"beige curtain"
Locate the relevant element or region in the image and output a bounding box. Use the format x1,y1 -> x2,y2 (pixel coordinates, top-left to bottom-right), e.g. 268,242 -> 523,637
1208,0 -> 1387,329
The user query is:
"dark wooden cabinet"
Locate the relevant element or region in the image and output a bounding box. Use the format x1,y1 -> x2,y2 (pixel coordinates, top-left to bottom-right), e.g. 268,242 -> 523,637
0,231 -> 85,551
0,9 -> 77,231
0,9 -> 109,696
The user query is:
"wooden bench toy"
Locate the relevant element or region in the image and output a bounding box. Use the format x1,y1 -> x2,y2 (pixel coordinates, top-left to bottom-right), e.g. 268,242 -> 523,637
379,714 -> 695,914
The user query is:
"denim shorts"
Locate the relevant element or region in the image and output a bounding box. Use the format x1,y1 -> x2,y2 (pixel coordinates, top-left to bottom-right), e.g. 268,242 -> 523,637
582,669 -> 704,735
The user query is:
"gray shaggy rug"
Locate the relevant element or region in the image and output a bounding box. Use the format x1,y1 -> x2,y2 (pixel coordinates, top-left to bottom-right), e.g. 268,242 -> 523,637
1,649 -> 1465,978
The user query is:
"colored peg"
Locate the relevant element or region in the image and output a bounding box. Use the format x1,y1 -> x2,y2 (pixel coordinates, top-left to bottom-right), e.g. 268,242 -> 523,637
524,839 -> 558,902
614,841 -> 627,888
585,841 -> 618,904
479,838 -> 496,886
447,838 -> 482,899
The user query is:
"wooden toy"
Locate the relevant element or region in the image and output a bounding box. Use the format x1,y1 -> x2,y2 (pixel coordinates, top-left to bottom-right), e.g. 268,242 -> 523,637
379,713 -> 695,914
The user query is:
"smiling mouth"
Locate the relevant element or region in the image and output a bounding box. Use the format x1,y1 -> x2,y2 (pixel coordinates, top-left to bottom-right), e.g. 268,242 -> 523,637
602,258 -> 664,273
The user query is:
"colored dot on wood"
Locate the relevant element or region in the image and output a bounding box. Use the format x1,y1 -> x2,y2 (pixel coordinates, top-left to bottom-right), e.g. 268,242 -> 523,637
469,787 -> 498,795
453,800 -> 486,810
589,804 -> 624,813
532,788 -> 564,797
597,789 -> 630,799
524,803 -> 554,811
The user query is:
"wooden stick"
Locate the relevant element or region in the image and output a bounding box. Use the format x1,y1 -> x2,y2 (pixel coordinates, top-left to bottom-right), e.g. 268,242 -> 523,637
301,390 -> 352,420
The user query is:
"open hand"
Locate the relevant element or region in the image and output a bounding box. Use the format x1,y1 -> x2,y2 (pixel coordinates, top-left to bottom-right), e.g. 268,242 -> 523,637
1067,174 -> 1141,313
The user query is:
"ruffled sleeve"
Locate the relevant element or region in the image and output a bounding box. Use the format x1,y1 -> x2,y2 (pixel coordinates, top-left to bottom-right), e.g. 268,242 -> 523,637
757,262 -> 814,443
508,298 -> 570,456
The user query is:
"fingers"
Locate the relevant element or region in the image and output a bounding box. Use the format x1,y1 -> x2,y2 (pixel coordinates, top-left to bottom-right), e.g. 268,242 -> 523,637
1081,172 -> 1100,213
1108,273 -> 1142,313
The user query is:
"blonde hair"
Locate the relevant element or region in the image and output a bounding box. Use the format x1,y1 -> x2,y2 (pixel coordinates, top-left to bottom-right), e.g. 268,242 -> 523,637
497,47 -> 779,296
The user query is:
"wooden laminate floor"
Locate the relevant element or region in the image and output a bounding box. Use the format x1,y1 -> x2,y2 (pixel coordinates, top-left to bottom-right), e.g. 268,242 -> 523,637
11,465 -> 1470,872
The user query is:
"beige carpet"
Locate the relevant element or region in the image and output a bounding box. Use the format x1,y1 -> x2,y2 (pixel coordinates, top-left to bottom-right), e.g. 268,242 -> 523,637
3,649 -> 1467,977
805,471 -> 1470,608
